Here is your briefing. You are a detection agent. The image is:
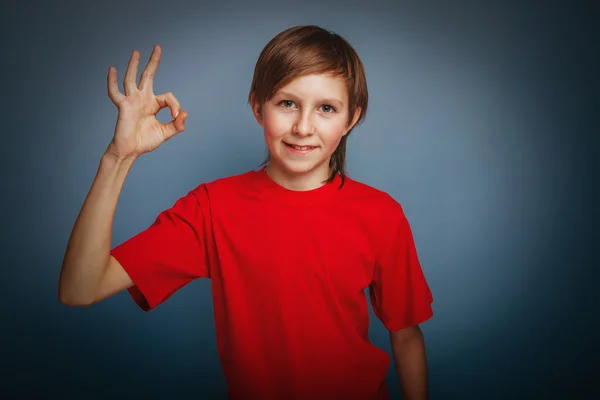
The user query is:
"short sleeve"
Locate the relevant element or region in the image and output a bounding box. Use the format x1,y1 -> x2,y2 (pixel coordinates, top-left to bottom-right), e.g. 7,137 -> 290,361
110,186 -> 213,312
369,214 -> 433,332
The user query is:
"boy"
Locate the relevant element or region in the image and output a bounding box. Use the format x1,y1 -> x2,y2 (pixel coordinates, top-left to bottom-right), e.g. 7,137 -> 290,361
59,25 -> 433,399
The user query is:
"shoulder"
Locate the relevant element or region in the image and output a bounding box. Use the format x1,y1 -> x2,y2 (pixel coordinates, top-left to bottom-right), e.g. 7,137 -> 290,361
340,176 -> 415,254
341,175 -> 406,221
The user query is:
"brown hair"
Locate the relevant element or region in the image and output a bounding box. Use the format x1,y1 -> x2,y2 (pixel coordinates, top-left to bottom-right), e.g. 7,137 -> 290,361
248,25 -> 369,186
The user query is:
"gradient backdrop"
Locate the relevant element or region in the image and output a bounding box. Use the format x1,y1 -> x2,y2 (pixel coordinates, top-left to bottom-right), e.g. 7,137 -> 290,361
3,0 -> 597,398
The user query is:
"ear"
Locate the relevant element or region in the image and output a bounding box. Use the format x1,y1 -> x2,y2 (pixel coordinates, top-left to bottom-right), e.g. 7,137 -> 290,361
343,107 -> 362,136
250,93 -> 264,127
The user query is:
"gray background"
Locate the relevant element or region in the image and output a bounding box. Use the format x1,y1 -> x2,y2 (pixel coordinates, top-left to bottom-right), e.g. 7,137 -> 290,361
2,0 -> 597,398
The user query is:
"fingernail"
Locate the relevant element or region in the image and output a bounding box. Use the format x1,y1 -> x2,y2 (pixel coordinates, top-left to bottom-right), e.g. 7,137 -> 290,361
175,111 -> 179,117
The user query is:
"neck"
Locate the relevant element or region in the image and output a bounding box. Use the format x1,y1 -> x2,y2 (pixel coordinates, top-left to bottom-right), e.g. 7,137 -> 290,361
264,162 -> 333,191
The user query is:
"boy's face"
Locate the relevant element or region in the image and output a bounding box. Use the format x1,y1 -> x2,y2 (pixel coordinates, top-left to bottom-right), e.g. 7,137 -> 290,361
252,72 -> 360,182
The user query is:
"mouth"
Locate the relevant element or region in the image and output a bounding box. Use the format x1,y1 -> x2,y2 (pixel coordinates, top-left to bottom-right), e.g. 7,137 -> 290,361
284,142 -> 319,152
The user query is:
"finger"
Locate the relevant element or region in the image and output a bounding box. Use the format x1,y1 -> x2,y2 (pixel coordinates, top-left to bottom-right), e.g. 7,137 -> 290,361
161,110 -> 188,140
155,92 -> 181,119
123,50 -> 140,95
107,66 -> 125,105
138,44 -> 162,91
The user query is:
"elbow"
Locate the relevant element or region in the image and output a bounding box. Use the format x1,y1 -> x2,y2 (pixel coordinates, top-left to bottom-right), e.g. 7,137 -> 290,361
58,292 -> 84,307
58,293 -> 94,307
57,284 -> 94,307
58,262 -> 98,307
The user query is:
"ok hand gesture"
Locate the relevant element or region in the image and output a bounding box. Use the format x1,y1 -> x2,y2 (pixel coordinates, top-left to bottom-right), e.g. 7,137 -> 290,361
106,45 -> 188,160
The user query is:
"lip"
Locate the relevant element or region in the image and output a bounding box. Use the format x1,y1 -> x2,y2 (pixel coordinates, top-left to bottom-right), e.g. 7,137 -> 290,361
283,142 -> 319,155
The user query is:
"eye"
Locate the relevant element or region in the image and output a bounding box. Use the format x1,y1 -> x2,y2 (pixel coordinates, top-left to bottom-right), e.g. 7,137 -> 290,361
320,104 -> 336,113
279,100 -> 296,108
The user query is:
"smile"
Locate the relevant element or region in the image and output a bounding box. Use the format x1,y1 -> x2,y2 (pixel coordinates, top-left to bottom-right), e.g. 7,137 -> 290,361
284,142 -> 319,154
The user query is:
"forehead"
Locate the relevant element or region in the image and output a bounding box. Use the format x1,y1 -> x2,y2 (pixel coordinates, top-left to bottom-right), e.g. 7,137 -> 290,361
275,73 -> 348,102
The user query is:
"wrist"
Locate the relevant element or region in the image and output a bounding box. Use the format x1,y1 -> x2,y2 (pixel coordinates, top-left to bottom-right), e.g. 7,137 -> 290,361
101,150 -> 137,176
103,143 -> 138,166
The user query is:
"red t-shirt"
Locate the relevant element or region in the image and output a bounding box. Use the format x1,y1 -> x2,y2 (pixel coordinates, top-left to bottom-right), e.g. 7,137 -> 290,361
110,168 -> 433,399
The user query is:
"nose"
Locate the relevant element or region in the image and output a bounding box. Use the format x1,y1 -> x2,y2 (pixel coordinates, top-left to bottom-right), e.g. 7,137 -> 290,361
293,111 -> 315,137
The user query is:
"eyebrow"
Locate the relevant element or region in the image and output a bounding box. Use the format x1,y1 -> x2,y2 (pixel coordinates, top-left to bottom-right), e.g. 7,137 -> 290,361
276,91 -> 345,108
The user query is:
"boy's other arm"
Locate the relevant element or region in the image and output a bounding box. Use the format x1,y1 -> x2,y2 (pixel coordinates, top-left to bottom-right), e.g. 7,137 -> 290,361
390,325 -> 429,400
58,151 -> 135,306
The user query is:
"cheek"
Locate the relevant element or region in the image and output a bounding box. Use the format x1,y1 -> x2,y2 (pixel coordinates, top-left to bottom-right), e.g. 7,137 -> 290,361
262,113 -> 289,140
320,120 -> 348,143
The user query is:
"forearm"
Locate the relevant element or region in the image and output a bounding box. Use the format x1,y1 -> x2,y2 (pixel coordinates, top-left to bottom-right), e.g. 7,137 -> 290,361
58,149 -> 135,305
390,326 -> 428,400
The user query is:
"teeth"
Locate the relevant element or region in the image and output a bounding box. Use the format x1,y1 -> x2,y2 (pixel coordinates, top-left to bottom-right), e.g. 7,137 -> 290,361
291,145 -> 314,150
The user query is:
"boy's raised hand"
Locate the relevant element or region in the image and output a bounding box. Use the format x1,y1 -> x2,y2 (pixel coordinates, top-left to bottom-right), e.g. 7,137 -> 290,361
106,45 -> 188,160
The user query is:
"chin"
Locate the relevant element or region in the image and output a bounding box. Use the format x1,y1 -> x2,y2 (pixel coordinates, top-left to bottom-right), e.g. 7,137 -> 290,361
271,154 -> 329,177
